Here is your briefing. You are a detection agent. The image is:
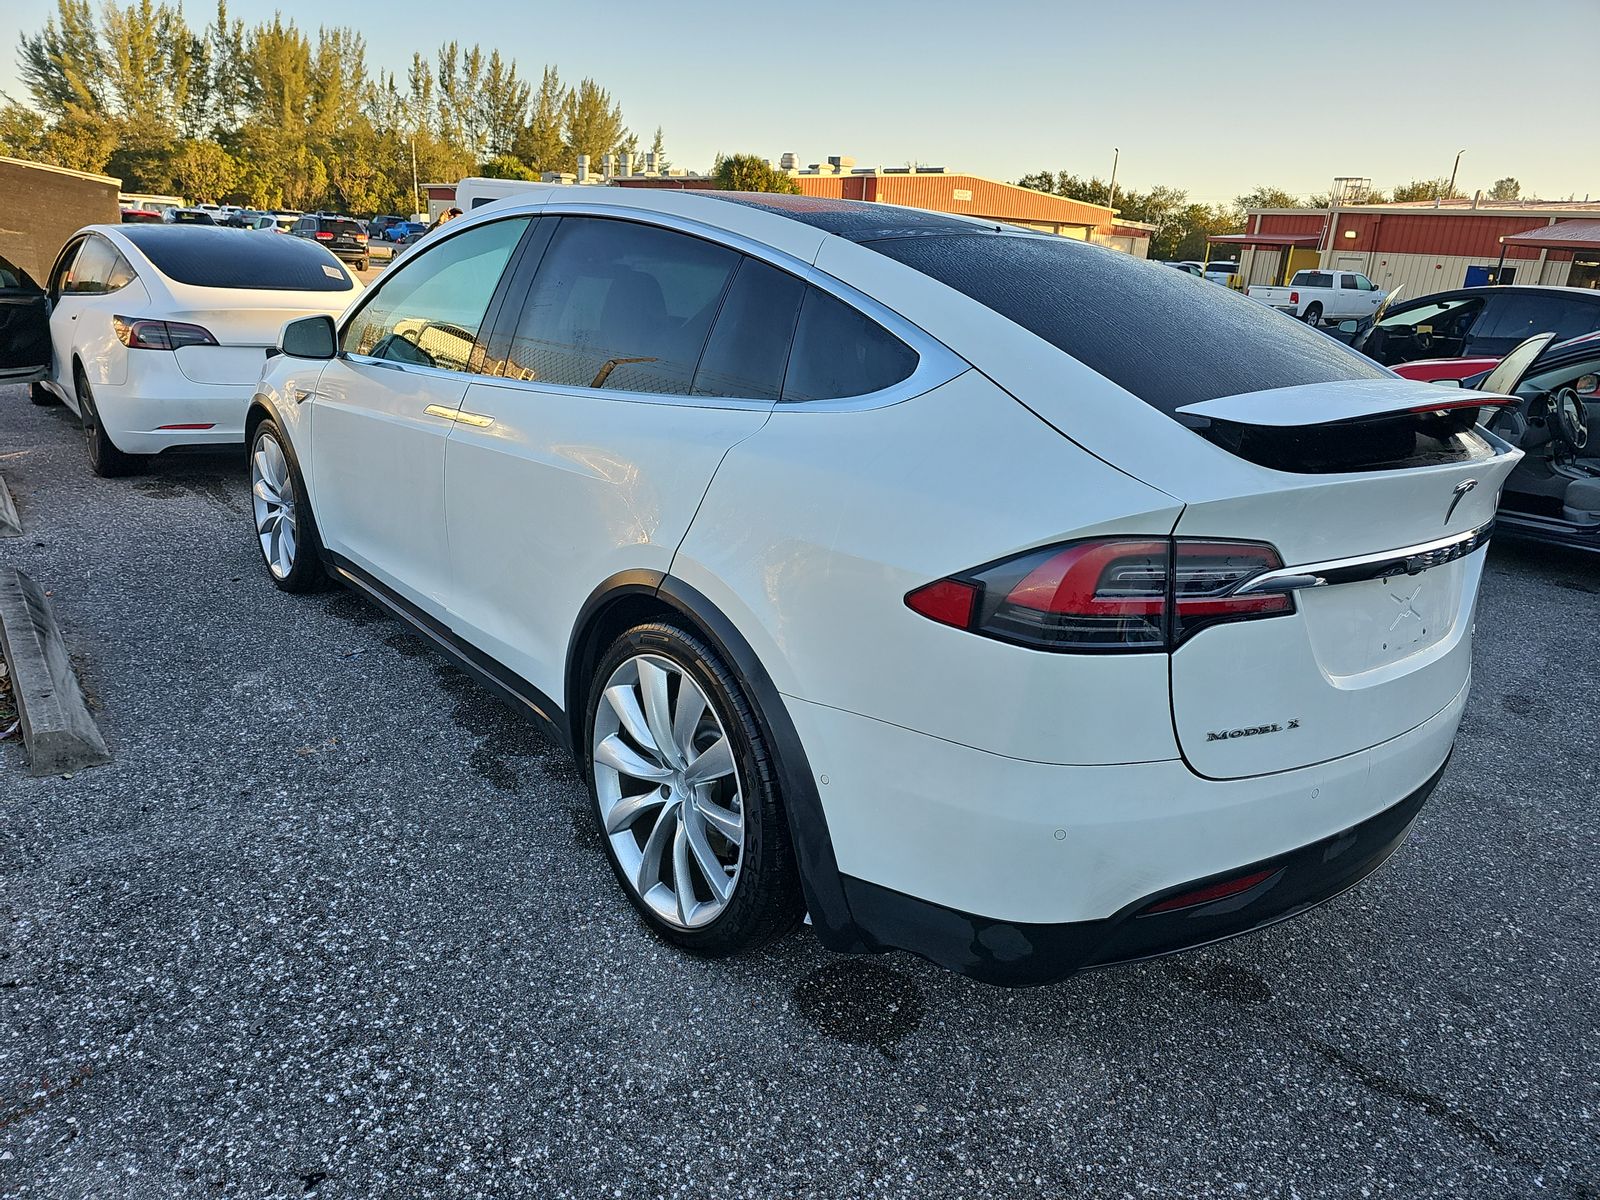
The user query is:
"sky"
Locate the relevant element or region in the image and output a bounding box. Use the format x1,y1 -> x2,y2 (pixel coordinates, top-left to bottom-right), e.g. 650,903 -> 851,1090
3,0 -> 1597,204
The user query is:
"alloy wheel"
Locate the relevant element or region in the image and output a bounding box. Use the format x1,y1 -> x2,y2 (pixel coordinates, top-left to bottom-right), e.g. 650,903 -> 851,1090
251,433 -> 299,579
591,653 -> 745,929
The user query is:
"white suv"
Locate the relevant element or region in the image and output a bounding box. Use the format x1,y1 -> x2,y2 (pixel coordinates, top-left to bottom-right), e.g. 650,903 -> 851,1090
246,186 -> 1517,985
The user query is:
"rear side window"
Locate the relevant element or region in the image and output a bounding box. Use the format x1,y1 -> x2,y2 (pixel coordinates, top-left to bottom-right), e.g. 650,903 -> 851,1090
692,258 -> 806,400
344,217 -> 528,371
62,237 -> 133,294
868,233 -> 1388,413
503,217 -> 739,394
781,287 -> 918,402
122,227 -> 356,291
1475,293 -> 1600,344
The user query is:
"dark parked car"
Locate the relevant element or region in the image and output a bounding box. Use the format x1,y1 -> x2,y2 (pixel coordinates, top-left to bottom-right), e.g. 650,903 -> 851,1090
120,209 -> 164,224
1347,285 -> 1600,367
1446,330 -> 1600,554
289,215 -> 370,270
168,208 -> 219,226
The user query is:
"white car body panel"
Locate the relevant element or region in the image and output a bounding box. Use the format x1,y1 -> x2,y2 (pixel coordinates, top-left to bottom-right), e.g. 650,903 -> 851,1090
442,379 -> 773,702
672,369 -> 1186,765
248,187 -> 1520,977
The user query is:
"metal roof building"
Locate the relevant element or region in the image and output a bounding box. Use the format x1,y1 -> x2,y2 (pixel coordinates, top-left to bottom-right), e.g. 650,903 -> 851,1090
1225,198 -> 1600,295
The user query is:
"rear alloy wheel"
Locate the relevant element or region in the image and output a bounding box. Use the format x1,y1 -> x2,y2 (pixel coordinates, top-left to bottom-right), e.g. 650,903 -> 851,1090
250,421 -> 327,592
1303,302 -> 1323,327
75,369 -> 140,477
587,623 -> 802,954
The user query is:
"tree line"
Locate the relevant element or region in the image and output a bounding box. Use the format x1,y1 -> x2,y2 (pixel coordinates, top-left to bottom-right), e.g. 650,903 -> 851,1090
1,0 -> 664,213
1017,173 -> 1528,261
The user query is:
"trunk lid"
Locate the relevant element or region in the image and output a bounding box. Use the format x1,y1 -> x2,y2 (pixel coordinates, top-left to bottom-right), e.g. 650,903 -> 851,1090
1166,379 -> 1520,779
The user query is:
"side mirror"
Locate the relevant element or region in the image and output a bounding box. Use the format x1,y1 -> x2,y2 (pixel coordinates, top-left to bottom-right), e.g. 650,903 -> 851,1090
276,314 -> 337,359
1429,378 -> 1464,388
1337,320 -> 1359,334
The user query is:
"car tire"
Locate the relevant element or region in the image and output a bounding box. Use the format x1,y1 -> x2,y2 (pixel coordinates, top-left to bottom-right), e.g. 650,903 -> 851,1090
1303,302 -> 1323,327
249,419 -> 328,593
355,258 -> 368,272
586,621 -> 804,956
29,381 -> 57,406
75,368 -> 141,477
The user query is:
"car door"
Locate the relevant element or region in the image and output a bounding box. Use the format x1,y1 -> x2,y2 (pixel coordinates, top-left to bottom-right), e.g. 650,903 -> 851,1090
0,253 -> 50,385
440,215 -> 795,701
310,214 -> 533,619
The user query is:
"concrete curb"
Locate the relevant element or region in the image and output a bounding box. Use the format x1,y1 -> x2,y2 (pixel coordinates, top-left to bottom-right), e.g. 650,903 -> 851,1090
0,568 -> 110,776
0,473 -> 18,537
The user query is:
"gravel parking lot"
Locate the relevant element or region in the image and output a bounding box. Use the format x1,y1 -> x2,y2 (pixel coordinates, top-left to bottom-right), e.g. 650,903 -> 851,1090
1,384 -> 1596,1199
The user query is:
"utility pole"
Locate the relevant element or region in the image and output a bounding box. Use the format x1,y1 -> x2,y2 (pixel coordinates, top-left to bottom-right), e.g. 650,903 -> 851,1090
410,138 -> 420,218
1108,147 -> 1119,211
1448,148 -> 1465,198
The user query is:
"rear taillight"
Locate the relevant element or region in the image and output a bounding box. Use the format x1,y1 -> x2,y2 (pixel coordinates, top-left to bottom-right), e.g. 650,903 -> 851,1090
112,316 -> 218,350
904,538 -> 1293,653
1289,290 -> 1299,304
314,230 -> 333,240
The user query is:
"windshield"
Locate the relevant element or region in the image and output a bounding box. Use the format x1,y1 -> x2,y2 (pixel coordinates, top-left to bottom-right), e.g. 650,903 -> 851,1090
1378,296 -> 1480,330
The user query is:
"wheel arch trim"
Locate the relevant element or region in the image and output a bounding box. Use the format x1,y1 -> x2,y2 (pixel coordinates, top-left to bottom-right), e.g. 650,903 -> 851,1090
565,569 -> 869,952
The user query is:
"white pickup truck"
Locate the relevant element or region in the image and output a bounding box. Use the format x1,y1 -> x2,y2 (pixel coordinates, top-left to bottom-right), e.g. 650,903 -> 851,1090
1246,269 -> 1388,327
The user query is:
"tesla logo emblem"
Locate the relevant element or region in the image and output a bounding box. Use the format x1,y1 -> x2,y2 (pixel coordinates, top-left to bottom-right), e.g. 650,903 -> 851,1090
1388,584 -> 1424,630
1445,479 -> 1477,524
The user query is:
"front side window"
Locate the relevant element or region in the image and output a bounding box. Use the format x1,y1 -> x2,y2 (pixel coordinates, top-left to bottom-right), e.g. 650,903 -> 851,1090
502,217 -> 739,394
781,286 -> 918,402
1354,274 -> 1376,291
1378,296 -> 1482,334
343,217 -> 529,372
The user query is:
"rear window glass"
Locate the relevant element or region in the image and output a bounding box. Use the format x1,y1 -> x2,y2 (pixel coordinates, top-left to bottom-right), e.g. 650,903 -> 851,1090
119,226 -> 355,291
866,233 -> 1388,412
324,219 -> 365,236
1295,271 -> 1333,288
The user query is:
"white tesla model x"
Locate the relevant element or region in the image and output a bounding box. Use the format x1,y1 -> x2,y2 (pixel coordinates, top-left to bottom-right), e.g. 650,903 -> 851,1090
13,224 -> 358,476
244,186 -> 1518,985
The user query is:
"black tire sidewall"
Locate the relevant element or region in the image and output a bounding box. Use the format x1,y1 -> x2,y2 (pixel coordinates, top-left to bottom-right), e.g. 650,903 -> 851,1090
76,370 -> 137,477
584,620 -> 802,956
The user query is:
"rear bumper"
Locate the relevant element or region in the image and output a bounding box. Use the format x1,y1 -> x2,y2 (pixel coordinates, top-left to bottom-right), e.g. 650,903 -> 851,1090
94,355 -> 254,452
838,757 -> 1445,987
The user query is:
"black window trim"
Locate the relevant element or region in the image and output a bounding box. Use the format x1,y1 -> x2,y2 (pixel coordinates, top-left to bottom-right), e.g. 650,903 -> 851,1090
471,203 -> 964,411
336,212 -> 543,383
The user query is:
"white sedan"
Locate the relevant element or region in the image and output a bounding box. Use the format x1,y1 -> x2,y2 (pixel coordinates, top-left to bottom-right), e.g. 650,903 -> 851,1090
11,224 -> 359,475
247,187 -> 1517,985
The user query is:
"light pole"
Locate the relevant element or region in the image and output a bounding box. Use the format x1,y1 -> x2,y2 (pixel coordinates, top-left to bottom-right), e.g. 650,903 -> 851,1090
410,137 -> 420,218
1448,148 -> 1465,198
1108,147 -> 1119,211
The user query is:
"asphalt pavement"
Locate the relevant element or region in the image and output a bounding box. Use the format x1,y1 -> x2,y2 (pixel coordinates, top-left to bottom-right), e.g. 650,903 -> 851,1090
1,385 -> 1596,1198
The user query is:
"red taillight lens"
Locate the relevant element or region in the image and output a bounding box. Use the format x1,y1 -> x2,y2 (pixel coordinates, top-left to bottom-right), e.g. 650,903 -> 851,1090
1289,291 -> 1299,304
112,316 -> 218,350
904,538 -> 1292,653
314,230 -> 333,240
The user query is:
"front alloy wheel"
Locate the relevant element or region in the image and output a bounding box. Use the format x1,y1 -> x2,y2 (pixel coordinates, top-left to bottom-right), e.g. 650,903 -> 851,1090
249,421 -> 326,592
593,653 -> 744,929
251,432 -> 299,579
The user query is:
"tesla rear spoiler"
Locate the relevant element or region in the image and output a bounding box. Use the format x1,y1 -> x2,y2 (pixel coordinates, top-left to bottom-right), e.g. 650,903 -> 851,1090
1175,378 -> 1515,429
